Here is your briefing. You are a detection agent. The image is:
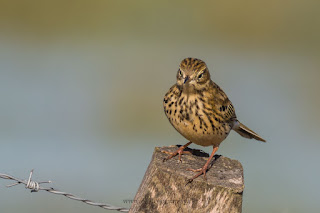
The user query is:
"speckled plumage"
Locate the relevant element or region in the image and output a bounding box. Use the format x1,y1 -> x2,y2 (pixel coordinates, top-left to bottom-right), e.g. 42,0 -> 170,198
163,58 -> 265,182
164,77 -> 236,147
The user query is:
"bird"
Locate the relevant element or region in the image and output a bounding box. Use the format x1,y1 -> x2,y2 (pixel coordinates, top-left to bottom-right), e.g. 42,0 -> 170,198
163,57 -> 265,183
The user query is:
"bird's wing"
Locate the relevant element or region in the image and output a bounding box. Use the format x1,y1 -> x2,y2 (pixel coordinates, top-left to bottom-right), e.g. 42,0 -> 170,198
208,82 -> 237,123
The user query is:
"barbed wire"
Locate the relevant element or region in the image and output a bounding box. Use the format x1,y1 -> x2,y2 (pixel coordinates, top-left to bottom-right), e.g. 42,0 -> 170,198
0,169 -> 130,212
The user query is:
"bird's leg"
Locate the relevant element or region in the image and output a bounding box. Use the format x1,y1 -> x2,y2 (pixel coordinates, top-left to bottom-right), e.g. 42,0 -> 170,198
186,146 -> 218,183
162,142 -> 192,162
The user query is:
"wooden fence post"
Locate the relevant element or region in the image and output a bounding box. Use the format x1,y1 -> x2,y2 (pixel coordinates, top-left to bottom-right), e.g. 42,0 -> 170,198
129,146 -> 244,213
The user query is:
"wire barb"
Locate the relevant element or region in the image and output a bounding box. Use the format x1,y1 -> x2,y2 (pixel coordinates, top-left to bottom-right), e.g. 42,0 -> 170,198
0,170 -> 129,212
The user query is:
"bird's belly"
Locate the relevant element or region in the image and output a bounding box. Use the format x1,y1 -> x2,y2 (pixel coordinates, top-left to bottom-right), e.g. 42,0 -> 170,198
170,119 -> 228,147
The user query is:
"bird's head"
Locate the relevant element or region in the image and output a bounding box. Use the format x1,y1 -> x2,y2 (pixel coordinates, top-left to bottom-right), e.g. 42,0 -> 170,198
176,58 -> 211,93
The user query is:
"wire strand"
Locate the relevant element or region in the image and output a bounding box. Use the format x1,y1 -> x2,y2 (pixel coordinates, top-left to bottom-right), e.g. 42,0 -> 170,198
0,170 -> 129,212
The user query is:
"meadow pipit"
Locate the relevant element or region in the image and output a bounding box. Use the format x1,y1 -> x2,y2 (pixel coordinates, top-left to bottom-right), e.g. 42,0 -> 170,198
163,58 -> 265,182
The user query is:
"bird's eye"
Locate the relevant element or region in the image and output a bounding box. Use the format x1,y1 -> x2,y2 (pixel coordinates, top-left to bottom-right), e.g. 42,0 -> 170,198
179,70 -> 183,76
198,72 -> 204,79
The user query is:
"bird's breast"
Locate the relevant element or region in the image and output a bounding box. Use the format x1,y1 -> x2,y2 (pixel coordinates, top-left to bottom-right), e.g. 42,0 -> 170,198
163,91 -> 231,147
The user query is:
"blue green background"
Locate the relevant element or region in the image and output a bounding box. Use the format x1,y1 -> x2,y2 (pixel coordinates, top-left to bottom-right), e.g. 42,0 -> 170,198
1,1 -> 319,212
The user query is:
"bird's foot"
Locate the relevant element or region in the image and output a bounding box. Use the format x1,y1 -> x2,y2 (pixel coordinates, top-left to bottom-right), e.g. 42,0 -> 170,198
186,146 -> 218,184
186,164 -> 209,184
162,142 -> 192,163
162,149 -> 192,163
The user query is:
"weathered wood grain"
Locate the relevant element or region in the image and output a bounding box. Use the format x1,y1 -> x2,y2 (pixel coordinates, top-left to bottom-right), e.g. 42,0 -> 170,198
129,146 -> 244,213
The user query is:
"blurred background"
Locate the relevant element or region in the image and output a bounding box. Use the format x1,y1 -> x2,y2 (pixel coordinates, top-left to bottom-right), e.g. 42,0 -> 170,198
0,1 -> 319,212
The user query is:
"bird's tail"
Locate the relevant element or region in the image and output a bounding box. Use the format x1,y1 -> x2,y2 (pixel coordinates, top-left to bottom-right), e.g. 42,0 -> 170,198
233,121 -> 266,142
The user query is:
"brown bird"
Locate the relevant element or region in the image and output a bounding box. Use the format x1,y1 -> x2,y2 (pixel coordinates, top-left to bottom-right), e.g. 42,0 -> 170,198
163,57 -> 265,182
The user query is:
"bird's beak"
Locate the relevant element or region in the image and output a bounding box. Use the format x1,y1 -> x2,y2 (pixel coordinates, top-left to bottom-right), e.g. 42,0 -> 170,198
184,76 -> 190,84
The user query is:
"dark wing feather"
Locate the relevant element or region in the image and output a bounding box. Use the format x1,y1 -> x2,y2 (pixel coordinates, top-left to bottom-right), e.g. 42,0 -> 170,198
209,82 -> 237,123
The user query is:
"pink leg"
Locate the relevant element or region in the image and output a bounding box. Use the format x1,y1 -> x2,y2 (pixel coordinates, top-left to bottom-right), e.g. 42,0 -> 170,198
162,142 -> 192,162
186,146 -> 219,184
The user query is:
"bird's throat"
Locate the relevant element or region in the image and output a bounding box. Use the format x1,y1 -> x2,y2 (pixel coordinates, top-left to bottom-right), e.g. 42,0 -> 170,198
182,84 -> 196,102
